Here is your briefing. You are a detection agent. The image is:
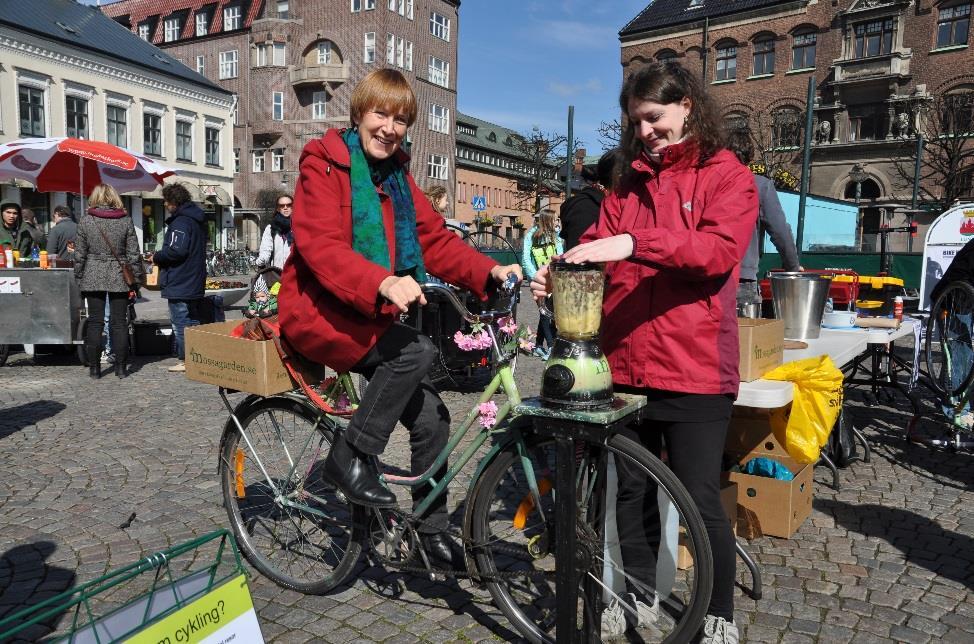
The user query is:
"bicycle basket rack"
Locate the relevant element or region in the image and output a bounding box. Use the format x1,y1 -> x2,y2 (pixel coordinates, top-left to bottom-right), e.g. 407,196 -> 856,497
0,530 -> 256,643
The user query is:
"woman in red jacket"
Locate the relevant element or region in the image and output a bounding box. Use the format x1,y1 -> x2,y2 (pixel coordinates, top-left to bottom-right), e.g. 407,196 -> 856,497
531,62 -> 757,643
279,69 -> 521,565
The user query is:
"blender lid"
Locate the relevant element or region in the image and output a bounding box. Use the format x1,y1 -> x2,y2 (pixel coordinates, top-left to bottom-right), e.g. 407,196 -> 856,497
549,260 -> 604,272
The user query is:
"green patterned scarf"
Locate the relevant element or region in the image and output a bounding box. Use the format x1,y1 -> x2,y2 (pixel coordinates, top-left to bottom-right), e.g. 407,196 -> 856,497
342,128 -> 426,281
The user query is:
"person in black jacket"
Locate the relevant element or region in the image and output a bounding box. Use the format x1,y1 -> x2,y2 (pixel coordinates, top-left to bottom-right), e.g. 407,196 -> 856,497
559,150 -> 619,250
150,183 -> 208,373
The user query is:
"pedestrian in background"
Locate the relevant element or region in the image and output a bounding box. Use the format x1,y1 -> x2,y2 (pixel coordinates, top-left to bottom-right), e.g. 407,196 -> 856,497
521,208 -> 562,359
424,185 -> 448,216
74,184 -> 144,379
20,208 -> 47,251
256,193 -> 293,271
0,202 -> 32,256
150,183 -> 208,373
559,149 -> 619,250
47,205 -> 78,259
725,129 -> 801,309
532,61 -> 757,643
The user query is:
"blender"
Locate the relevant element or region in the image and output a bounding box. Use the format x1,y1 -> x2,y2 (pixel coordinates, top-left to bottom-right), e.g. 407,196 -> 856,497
540,261 -> 614,409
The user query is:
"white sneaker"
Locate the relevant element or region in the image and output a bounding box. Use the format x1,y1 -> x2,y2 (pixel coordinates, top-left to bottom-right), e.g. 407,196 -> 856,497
600,592 -> 658,639
167,361 -> 186,373
700,615 -> 739,644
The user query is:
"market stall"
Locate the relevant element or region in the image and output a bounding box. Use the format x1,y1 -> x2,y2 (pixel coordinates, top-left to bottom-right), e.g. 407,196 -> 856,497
0,267 -> 82,347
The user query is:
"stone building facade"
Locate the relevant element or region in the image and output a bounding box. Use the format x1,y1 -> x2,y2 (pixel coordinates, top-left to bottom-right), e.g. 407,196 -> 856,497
620,0 -> 974,252
102,0 -> 459,249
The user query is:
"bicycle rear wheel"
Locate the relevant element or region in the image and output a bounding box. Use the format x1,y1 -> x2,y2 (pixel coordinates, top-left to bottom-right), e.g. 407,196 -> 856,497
219,397 -> 361,594
925,281 -> 974,398
466,432 -> 713,643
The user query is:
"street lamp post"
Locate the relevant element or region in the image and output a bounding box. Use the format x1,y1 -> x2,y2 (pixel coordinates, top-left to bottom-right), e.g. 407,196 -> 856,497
849,163 -> 868,250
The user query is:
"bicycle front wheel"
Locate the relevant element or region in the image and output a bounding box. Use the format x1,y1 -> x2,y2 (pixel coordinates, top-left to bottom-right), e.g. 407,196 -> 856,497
466,432 -> 713,643
219,397 -> 361,594
925,280 -> 974,398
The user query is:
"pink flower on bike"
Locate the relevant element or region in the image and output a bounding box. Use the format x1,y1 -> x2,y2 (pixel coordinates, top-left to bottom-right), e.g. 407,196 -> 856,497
498,316 -> 518,335
478,401 -> 499,428
454,329 -> 492,351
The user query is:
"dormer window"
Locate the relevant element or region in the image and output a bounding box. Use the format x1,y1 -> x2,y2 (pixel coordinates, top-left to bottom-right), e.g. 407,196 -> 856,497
853,18 -> 894,58
164,16 -> 180,42
138,22 -> 150,41
195,11 -> 208,37
487,132 -> 497,142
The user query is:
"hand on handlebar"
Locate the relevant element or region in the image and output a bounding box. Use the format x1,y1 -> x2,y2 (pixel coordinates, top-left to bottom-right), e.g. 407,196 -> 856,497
490,263 -> 523,287
379,274 -> 426,313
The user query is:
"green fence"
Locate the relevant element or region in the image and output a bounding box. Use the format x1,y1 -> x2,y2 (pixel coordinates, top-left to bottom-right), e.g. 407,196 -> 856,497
758,253 -> 923,289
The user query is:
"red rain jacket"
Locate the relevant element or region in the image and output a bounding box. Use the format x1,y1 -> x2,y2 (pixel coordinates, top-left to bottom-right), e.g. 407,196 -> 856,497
583,141 -> 759,395
279,129 -> 497,372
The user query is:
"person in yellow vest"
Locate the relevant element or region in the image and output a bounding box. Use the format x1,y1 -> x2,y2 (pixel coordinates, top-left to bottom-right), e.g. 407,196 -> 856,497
521,208 -> 563,359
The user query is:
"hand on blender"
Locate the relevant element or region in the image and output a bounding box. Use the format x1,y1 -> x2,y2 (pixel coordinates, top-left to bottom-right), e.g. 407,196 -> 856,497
530,233 -> 634,302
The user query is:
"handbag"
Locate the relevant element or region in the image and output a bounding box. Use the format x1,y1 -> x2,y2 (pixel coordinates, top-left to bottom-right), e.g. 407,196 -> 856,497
95,222 -> 140,288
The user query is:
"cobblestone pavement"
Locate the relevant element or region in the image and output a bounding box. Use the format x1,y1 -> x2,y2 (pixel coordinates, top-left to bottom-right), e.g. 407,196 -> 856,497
1,298 -> 972,643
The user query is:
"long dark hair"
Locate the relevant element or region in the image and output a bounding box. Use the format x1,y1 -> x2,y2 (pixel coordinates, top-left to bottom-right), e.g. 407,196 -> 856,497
618,61 -> 724,184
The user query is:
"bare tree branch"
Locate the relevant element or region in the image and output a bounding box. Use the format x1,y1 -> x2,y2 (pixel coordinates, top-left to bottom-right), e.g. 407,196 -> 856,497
505,127 -> 575,214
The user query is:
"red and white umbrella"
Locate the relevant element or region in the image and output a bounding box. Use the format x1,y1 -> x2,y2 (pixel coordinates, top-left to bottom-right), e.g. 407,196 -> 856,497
0,137 -> 176,196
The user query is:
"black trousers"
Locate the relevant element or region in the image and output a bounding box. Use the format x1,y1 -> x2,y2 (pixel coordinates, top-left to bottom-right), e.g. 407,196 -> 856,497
614,413 -> 736,621
84,291 -> 129,367
344,323 -> 449,533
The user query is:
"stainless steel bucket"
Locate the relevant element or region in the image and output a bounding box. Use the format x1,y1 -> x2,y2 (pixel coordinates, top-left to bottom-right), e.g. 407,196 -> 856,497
770,272 -> 832,339
737,302 -> 762,318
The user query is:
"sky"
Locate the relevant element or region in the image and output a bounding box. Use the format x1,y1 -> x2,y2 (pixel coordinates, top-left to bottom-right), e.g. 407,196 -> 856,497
457,0 -> 651,155
86,0 -> 650,154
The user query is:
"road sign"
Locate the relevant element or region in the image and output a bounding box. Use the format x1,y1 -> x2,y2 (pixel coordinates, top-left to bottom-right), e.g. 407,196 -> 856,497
471,195 -> 486,212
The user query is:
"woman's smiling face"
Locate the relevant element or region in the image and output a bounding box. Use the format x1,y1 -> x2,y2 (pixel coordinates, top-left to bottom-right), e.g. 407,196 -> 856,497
627,96 -> 691,155
356,107 -> 409,161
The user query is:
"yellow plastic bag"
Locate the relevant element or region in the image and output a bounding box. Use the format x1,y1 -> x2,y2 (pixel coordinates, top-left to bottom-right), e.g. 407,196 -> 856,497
762,355 -> 844,463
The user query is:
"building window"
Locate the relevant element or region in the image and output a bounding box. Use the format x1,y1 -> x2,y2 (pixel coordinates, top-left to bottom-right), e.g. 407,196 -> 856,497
144,113 -> 162,156
352,0 -> 374,11
386,33 -> 395,63
274,43 -> 286,65
772,107 -> 802,147
205,127 -> 220,165
937,4 -> 971,48
273,92 -> 284,121
318,41 -> 332,64
256,43 -> 286,66
219,50 -> 238,79
195,11 -> 208,36
428,154 -> 448,180
655,49 -> 677,61
234,148 -> 240,174
252,150 -> 265,172
176,120 -> 193,161
854,19 -> 894,58
364,32 -> 376,62
430,11 -> 450,41
715,43 -> 737,80
396,38 -> 404,67
277,1 -> 289,19
792,31 -> 816,69
389,0 -> 411,18
404,41 -> 412,71
429,103 -> 449,133
196,55 -> 205,74
224,5 -> 241,30
138,22 -> 150,41
352,0 -> 361,11
723,111 -> 749,134
752,38 -> 775,75
163,17 -> 180,42
429,55 -> 449,87
107,104 -> 127,147
313,91 -> 327,119
66,96 -> 88,139
272,148 -> 284,171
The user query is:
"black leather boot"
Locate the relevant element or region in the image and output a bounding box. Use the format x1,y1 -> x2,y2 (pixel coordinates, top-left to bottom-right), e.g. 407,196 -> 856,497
322,433 -> 397,507
115,363 -> 128,379
89,364 -> 101,379
420,532 -> 461,568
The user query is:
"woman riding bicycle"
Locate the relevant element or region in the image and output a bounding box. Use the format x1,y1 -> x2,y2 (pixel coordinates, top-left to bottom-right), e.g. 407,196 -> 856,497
278,69 -> 522,565
532,61 -> 757,643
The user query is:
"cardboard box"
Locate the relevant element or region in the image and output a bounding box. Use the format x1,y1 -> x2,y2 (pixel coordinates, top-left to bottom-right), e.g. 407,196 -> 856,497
737,318 -> 785,382
723,454 -> 813,539
677,481 -> 739,570
184,321 -> 324,396
725,406 -> 791,460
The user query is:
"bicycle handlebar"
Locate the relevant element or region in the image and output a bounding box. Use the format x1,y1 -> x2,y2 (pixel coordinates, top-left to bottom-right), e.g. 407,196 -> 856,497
420,273 -> 519,324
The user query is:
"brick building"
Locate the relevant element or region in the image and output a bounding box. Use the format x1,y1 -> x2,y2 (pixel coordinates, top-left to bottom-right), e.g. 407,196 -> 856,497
454,112 -> 564,249
620,0 -> 974,251
101,0 -> 459,249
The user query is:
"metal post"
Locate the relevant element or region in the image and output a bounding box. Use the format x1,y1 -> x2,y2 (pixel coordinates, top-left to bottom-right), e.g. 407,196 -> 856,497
796,76 -> 815,259
565,106 -> 574,202
701,18 -> 709,84
909,133 -> 924,252
555,433 -> 578,642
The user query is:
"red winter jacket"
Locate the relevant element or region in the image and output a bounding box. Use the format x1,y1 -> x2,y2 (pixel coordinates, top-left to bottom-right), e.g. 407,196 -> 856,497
582,140 -> 758,396
279,129 -> 497,372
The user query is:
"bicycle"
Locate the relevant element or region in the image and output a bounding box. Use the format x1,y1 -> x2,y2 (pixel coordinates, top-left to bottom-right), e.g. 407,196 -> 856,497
922,280 -> 974,450
215,279 -> 713,642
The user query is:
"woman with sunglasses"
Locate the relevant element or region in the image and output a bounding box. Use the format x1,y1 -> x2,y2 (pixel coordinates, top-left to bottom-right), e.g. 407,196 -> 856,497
257,194 -> 294,270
